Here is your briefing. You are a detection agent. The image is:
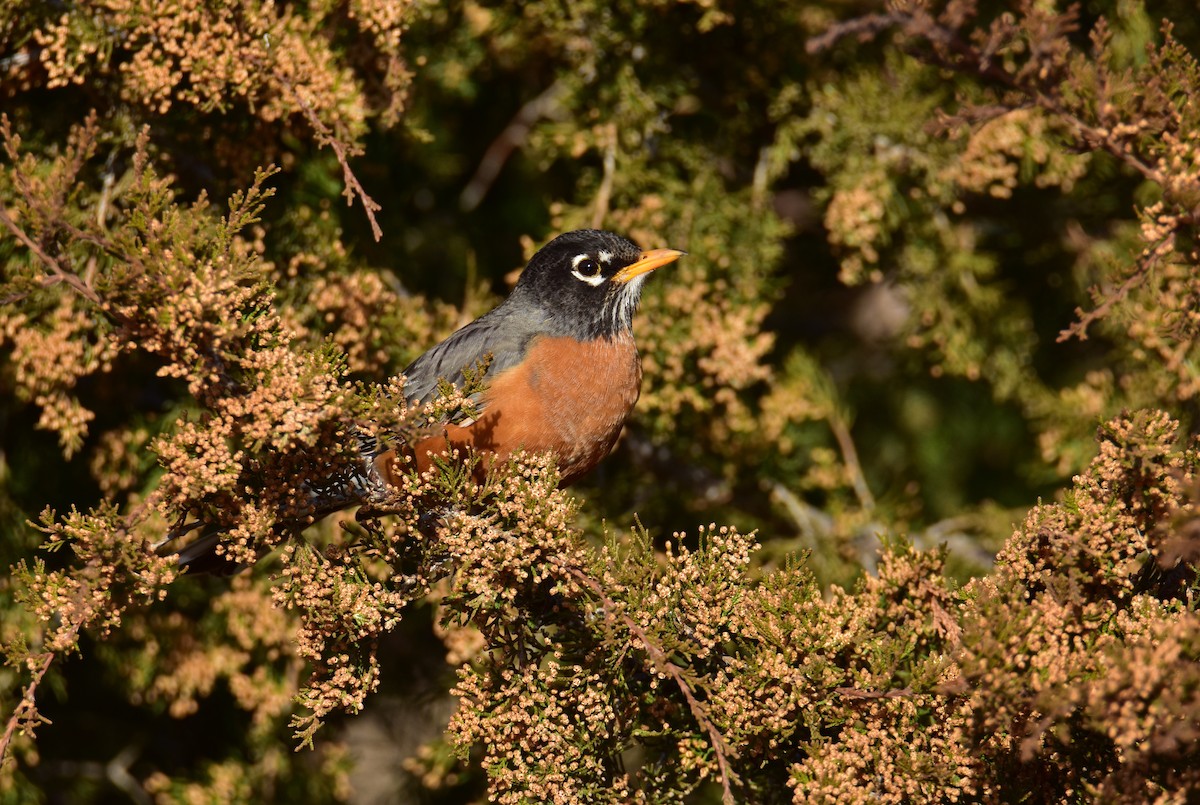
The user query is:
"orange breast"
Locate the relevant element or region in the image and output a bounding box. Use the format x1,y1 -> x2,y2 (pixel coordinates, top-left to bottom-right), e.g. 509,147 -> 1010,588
392,335 -> 642,487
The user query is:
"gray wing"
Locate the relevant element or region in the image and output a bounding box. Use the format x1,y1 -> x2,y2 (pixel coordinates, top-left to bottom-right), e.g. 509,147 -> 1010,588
402,302 -> 546,405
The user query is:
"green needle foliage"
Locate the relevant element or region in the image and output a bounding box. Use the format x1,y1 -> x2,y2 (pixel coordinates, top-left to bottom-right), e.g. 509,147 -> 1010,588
1,1 -> 1199,802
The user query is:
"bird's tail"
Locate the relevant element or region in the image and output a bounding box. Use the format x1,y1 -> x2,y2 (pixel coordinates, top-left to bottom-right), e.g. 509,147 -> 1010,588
156,520 -> 240,575
155,431 -> 394,573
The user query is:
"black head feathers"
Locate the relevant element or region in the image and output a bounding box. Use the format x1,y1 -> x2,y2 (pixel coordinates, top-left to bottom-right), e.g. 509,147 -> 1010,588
511,229 -> 684,339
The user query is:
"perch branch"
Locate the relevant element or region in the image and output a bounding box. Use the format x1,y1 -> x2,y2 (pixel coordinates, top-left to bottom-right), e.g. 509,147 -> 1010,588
564,565 -> 739,804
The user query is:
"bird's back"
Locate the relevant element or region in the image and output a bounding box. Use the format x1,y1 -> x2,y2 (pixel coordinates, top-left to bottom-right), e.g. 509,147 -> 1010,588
401,297 -> 549,404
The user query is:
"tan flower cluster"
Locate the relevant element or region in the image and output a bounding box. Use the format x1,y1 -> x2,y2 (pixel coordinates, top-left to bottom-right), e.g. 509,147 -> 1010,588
944,108 -> 1091,199
1,297 -> 117,457
143,759 -> 255,804
1093,599 -> 1200,771
306,272 -> 400,374
428,578 -> 487,667
154,417 -> 245,511
30,0 -> 414,139
643,268 -> 773,429
701,540 -> 972,801
274,540 -> 415,664
126,577 -> 301,729
993,409 -> 1185,600
822,166 -> 894,285
617,524 -> 755,662
217,346 -> 348,450
261,464 -> 468,748
143,743 -> 351,803
89,424 -> 154,496
628,259 -> 775,470
20,505 -> 175,653
298,269 -> 460,377
790,697 -> 975,803
449,658 -> 630,805
951,409 -> 1200,801
115,251 -> 285,405
1121,250 -> 1200,402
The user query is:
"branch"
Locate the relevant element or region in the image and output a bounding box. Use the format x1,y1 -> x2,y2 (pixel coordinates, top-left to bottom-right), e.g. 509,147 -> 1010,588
834,685 -> 914,700
1057,234 -> 1172,342
590,124 -> 617,229
805,12 -> 905,55
828,411 -> 875,512
768,481 -> 831,554
563,565 -> 739,804
0,652 -> 55,767
0,204 -> 104,306
1036,100 -> 1162,184
460,80 -> 567,212
275,72 -> 383,242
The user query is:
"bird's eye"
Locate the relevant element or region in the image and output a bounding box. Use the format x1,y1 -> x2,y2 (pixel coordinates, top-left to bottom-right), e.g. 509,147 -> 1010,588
570,255 -> 605,285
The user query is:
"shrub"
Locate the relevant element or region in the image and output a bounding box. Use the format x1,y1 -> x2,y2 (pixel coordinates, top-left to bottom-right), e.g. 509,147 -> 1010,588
2,1 -> 1198,802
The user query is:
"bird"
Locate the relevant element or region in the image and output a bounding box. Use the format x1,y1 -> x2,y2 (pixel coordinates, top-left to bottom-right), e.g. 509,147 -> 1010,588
163,229 -> 684,570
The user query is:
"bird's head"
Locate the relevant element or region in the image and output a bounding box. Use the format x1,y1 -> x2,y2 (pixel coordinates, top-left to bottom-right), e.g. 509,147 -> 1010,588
513,229 -> 685,339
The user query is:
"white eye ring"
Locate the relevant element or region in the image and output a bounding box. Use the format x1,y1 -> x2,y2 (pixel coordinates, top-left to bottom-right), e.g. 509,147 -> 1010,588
570,254 -> 605,286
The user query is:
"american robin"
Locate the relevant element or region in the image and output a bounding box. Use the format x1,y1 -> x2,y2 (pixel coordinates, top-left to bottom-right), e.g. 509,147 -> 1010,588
380,228 -> 684,487
165,229 -> 684,569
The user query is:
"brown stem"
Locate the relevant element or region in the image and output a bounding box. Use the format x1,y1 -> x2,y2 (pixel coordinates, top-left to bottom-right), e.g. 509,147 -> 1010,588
1058,233 -> 1173,342
834,685 -> 915,700
829,412 -> 875,512
563,565 -> 739,804
805,12 -> 906,55
0,205 -> 103,306
0,652 -> 55,767
275,71 -> 383,242
460,80 -> 567,213
590,124 -> 617,229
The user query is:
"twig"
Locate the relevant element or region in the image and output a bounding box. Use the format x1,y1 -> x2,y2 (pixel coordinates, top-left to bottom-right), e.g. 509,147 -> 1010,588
1057,236 -> 1170,342
828,412 -> 875,512
768,481 -> 830,553
834,685 -> 914,700
0,275 -> 63,305
1038,101 -> 1162,184
805,12 -> 905,55
590,124 -> 617,229
750,145 -> 770,210
913,515 -> 998,569
0,652 -> 55,767
563,565 -> 739,804
39,745 -> 151,805
96,151 -> 117,232
460,80 -> 567,212
0,204 -> 103,306
275,71 -> 383,241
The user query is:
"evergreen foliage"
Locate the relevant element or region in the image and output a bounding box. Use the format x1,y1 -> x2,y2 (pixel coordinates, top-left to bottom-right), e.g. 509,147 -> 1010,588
2,1 -> 1198,801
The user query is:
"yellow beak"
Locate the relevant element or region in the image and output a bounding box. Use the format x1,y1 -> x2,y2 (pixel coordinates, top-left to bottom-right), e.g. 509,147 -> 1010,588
612,248 -> 686,284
